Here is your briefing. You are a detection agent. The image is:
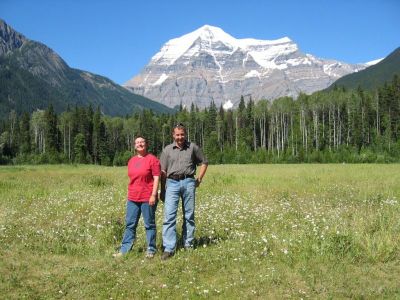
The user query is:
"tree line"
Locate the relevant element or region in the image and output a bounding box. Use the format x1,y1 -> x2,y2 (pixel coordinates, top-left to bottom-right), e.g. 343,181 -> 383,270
1,75 -> 399,165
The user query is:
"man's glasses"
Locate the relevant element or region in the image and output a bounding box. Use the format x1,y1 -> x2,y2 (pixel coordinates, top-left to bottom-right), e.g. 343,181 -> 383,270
174,122 -> 185,128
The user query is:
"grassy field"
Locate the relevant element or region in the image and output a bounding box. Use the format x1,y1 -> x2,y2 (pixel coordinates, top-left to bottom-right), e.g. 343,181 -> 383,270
1,164 -> 400,299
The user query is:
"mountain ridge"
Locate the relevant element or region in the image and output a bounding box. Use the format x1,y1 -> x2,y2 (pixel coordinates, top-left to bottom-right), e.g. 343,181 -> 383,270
327,47 -> 400,91
0,19 -> 173,119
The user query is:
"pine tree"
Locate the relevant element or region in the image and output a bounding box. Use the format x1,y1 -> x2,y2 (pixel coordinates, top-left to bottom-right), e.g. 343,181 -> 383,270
86,105 -> 94,161
92,107 -> 102,164
44,104 -> 59,154
205,100 -> 217,135
19,112 -> 31,154
74,133 -> 86,163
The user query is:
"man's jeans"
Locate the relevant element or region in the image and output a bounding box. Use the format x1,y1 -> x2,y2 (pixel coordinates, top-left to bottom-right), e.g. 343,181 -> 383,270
163,178 -> 196,253
120,200 -> 157,254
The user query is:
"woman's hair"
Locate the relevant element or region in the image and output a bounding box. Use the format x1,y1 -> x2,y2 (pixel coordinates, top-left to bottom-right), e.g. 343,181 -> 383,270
133,135 -> 148,144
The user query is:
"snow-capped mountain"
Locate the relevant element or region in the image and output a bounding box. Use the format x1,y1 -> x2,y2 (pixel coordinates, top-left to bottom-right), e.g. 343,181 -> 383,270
124,25 -> 368,108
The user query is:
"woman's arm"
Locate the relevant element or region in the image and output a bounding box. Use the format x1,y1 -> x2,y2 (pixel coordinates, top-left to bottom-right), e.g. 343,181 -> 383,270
149,175 -> 159,206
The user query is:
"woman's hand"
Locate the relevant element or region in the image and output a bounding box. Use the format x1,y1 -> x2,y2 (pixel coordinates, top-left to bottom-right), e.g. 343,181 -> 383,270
149,194 -> 157,206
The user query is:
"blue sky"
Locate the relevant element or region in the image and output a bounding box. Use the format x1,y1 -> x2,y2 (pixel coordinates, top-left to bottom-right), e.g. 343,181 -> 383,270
1,0 -> 399,85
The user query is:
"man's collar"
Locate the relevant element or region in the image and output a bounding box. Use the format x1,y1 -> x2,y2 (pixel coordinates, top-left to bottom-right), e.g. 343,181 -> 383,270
173,140 -> 189,149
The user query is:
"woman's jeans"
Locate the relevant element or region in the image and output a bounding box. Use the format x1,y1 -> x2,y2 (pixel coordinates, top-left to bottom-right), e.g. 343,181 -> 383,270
162,178 -> 196,253
120,200 -> 157,254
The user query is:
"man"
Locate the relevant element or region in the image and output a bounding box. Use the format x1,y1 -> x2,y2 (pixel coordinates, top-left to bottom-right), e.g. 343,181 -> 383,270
159,123 -> 208,260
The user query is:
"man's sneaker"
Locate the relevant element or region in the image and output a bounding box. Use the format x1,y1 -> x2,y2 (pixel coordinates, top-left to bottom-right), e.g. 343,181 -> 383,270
112,252 -> 123,258
145,252 -> 155,259
161,251 -> 173,261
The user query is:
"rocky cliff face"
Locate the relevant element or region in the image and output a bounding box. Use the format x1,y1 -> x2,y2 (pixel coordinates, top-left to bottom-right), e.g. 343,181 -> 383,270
0,19 -> 26,55
125,25 -> 367,108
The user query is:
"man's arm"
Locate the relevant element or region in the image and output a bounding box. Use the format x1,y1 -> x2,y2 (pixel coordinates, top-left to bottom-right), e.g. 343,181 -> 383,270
193,143 -> 208,187
196,163 -> 208,187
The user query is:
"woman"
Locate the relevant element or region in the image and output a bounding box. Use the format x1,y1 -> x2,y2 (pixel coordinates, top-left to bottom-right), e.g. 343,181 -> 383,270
114,136 -> 160,258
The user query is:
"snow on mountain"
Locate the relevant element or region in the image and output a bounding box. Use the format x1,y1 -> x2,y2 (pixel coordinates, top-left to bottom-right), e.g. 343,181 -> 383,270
151,25 -> 237,65
151,25 -> 297,71
153,73 -> 169,86
244,70 -> 261,78
365,58 -> 384,66
125,25 -> 367,108
223,100 -> 234,110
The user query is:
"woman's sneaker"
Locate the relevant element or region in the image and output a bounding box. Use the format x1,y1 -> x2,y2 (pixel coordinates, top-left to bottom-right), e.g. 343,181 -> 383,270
112,252 -> 123,258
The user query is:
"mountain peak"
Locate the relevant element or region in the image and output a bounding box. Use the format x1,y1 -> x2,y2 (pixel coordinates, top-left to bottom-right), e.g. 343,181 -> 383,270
192,24 -> 237,44
188,24 -> 294,47
196,24 -> 228,34
150,24 -> 296,66
198,24 -> 223,32
0,19 -> 27,56
150,25 -> 236,65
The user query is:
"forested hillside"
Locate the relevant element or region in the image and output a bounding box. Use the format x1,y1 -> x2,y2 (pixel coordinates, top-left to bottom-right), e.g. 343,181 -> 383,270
1,75 -> 399,165
327,47 -> 400,91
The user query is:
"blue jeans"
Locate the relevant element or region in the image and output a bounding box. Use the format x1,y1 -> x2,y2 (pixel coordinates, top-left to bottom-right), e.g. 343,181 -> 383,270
162,178 -> 196,253
120,200 -> 157,254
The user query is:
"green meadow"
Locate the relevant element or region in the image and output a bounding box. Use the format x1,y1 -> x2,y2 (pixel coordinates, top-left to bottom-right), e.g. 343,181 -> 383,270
1,164 -> 399,299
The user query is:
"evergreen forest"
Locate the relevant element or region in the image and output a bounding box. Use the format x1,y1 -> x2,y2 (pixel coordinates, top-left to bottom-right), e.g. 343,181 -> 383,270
1,75 -> 399,165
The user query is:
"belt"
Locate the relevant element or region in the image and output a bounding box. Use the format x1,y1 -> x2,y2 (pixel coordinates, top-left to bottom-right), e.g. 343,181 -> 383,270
168,174 -> 194,180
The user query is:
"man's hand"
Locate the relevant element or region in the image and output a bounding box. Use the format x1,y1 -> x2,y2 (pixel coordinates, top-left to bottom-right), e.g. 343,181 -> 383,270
196,164 -> 207,188
195,177 -> 202,187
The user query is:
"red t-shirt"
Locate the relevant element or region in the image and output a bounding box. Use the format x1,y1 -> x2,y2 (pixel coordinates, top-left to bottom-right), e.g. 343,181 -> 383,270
127,154 -> 160,202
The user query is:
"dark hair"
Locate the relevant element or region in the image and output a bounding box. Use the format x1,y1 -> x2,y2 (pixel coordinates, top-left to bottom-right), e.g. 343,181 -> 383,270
173,122 -> 186,132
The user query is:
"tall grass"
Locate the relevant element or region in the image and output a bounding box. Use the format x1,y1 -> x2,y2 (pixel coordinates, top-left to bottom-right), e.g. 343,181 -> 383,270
1,164 -> 399,298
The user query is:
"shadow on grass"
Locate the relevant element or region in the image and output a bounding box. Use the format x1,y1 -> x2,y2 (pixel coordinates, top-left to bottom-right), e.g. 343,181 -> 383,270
175,233 -> 228,251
